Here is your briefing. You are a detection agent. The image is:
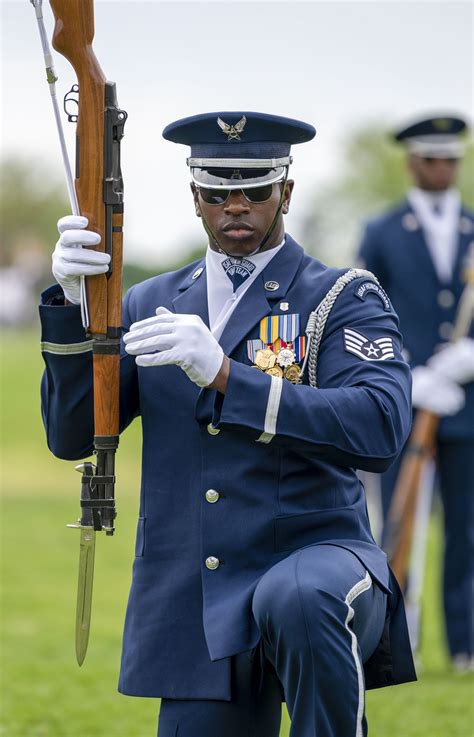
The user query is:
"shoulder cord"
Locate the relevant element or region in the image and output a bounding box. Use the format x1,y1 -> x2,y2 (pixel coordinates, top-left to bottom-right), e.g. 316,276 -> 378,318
301,268 -> 379,387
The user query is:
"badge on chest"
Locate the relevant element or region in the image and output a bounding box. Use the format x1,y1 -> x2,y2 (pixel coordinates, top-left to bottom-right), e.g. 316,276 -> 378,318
247,314 -> 305,383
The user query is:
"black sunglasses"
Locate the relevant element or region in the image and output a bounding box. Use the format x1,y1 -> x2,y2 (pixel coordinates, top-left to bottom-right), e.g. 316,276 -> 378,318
197,183 -> 275,205
422,157 -> 459,165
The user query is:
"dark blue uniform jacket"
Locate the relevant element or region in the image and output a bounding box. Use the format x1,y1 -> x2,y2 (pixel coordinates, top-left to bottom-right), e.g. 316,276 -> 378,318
359,201 -> 474,440
40,235 -> 416,699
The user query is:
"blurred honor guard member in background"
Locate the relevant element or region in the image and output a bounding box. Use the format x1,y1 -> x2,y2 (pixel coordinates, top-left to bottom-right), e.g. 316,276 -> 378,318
40,112 -> 416,736
358,115 -> 474,672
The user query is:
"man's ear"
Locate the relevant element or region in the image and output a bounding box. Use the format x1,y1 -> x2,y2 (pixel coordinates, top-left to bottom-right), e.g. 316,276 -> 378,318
190,182 -> 202,217
281,180 -> 294,215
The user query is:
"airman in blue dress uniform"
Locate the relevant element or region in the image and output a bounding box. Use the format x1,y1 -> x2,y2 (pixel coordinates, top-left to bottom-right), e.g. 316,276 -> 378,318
358,115 -> 474,671
40,112 -> 416,736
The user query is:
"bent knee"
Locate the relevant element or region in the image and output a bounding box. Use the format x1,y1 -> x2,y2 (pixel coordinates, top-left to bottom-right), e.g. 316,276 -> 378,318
252,552 -> 336,637
252,555 -> 300,629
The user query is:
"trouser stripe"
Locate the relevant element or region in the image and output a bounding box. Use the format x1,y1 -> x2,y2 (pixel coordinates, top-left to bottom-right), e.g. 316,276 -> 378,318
345,571 -> 372,737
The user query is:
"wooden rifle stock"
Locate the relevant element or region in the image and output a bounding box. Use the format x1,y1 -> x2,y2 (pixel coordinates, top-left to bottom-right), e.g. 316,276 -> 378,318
50,0 -> 127,535
51,0 -> 109,336
385,410 -> 439,589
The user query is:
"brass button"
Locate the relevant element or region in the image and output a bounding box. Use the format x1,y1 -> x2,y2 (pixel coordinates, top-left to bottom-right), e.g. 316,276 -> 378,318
205,489 -> 220,504
205,556 -> 220,570
207,423 -> 220,436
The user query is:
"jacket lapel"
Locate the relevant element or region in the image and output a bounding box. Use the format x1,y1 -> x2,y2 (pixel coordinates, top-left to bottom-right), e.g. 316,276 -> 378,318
453,208 -> 474,290
218,236 -> 305,357
401,200 -> 440,287
171,259 -> 209,327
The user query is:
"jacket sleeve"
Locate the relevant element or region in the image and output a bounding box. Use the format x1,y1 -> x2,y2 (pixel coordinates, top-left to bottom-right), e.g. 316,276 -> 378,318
209,277 -> 412,472
39,285 -> 139,460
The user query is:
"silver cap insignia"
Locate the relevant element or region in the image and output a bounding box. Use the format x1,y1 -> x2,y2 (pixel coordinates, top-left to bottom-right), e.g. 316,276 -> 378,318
217,116 -> 247,141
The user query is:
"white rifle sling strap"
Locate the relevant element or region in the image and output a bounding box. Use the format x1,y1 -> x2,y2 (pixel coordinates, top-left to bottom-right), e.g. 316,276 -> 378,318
302,269 -> 380,388
30,0 -> 89,329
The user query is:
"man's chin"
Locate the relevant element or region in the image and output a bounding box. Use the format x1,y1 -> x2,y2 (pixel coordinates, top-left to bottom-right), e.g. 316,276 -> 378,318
219,231 -> 259,255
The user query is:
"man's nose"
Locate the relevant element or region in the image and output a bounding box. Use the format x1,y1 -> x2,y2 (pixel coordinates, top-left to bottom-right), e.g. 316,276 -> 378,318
224,191 -> 251,213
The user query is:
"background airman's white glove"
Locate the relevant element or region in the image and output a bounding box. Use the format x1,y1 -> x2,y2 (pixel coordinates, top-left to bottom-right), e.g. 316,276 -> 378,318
124,307 -> 224,388
52,215 -> 110,304
411,365 -> 465,416
427,338 -> 474,385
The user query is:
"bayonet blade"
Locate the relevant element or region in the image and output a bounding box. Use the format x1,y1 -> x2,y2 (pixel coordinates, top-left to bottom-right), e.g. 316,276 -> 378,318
75,525 -> 96,666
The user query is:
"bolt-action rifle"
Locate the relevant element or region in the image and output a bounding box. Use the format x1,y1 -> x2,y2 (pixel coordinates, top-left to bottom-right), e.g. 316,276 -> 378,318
31,0 -> 127,665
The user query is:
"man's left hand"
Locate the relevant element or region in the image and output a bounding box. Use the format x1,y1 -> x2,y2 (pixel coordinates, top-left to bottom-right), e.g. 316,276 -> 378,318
124,307 -> 225,388
428,337 -> 474,385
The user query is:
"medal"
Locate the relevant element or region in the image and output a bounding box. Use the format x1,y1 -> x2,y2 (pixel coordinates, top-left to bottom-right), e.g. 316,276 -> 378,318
266,365 -> 283,378
255,348 -> 276,370
276,347 -> 296,368
284,364 -> 302,383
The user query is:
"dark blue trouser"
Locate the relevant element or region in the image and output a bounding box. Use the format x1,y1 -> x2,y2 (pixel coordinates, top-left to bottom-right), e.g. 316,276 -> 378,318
381,439 -> 474,657
157,545 -> 387,737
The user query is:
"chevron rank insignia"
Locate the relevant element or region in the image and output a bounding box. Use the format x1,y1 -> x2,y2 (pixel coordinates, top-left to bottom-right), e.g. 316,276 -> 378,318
343,328 -> 394,361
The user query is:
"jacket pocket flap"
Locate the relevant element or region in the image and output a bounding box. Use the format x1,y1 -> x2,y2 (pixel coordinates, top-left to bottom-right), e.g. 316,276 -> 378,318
274,507 -> 360,553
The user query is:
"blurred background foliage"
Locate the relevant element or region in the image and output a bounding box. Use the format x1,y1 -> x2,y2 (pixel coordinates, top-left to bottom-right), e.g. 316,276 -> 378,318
301,124 -> 474,266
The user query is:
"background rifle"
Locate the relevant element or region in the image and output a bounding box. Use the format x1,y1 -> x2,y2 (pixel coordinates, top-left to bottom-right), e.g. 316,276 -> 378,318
385,245 -> 474,594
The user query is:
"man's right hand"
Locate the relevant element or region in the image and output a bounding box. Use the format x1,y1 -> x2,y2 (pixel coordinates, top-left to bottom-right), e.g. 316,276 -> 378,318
52,215 -> 110,304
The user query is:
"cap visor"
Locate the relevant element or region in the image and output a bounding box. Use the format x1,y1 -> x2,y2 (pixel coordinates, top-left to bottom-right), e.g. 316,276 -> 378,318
191,166 -> 286,189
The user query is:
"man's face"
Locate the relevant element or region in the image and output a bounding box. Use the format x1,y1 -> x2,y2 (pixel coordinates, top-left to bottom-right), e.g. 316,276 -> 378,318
408,154 -> 460,192
192,180 -> 294,257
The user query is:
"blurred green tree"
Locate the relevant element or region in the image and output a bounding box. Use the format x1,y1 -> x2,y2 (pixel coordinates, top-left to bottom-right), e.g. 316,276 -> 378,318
301,124 -> 474,267
0,157 -> 205,303
0,157 -> 69,267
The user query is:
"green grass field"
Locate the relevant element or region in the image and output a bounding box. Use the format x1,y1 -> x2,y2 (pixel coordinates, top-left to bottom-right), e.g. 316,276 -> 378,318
1,330 -> 473,736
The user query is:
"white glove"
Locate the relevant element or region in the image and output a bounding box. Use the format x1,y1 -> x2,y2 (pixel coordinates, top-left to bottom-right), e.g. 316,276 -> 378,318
124,307 -> 225,388
411,365 -> 465,416
52,215 -> 110,304
427,338 -> 474,385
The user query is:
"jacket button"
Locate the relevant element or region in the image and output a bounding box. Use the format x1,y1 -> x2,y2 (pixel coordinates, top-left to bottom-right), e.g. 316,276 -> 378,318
205,556 -> 220,570
437,289 -> 455,309
207,423 -> 221,435
205,489 -> 220,503
402,213 -> 419,231
439,321 -> 453,340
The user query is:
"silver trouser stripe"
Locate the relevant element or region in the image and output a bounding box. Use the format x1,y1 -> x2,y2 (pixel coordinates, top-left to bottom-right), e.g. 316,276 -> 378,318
345,571 -> 373,737
40,340 -> 93,355
257,375 -> 283,444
